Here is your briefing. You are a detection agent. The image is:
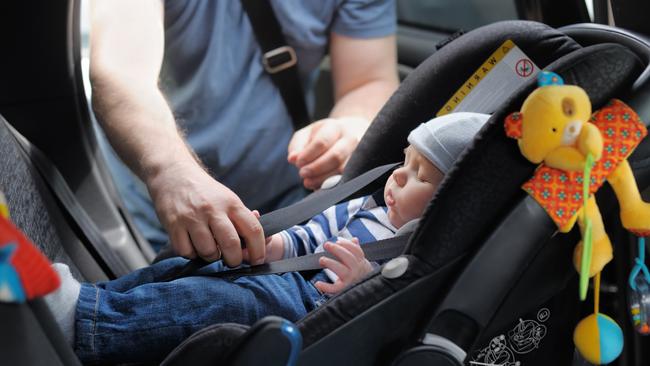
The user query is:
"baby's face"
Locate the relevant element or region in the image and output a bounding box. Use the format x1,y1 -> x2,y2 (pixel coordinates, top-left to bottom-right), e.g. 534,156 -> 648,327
384,146 -> 443,228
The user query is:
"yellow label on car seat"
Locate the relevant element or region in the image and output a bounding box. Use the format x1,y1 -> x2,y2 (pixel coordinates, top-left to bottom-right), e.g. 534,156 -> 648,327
0,191 -> 8,218
437,40 -> 539,116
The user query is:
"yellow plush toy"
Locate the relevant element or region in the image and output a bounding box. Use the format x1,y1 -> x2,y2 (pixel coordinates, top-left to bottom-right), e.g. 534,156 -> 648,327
505,72 -> 650,277
504,71 -> 649,365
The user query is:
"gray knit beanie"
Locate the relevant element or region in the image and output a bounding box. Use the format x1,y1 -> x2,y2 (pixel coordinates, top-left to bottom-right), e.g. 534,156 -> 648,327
407,112 -> 490,174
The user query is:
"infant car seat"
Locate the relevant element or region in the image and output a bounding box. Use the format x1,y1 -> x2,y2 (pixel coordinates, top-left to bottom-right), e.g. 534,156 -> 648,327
1,13 -> 649,366
160,21 -> 650,366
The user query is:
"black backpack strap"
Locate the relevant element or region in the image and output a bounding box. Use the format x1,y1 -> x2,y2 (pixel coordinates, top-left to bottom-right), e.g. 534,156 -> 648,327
164,162 -> 400,281
240,0 -> 310,130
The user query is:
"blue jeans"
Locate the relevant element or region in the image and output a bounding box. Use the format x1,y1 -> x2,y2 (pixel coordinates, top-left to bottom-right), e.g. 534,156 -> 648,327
74,257 -> 327,364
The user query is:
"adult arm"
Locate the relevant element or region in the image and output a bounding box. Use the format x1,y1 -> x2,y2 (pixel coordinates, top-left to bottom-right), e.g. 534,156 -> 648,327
90,0 -> 265,265
288,33 -> 399,189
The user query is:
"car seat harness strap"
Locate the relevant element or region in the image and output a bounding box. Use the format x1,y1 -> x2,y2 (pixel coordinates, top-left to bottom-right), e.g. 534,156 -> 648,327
258,162 -> 400,236
193,234 -> 410,279
166,162 -> 401,280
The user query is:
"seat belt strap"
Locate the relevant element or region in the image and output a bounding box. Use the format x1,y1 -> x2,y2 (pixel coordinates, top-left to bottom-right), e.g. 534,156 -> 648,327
3,119 -> 128,278
166,162 -> 400,280
181,234 -> 410,280
240,0 -> 310,131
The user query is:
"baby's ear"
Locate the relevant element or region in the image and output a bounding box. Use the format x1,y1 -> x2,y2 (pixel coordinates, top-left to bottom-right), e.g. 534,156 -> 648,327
504,112 -> 523,139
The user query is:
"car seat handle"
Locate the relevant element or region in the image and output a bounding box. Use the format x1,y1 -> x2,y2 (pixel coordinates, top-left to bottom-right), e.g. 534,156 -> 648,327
425,196 -> 556,353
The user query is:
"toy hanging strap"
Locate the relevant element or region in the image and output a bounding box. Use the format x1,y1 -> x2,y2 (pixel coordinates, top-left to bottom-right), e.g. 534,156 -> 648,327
628,236 -> 650,335
629,237 -> 650,290
594,272 -> 601,314
580,153 -> 595,300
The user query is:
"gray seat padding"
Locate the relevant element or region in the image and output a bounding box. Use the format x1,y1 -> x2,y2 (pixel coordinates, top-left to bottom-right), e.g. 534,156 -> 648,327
0,117 -> 106,281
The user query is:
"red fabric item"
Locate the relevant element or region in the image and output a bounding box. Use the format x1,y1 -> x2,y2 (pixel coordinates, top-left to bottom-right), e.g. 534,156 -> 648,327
505,111 -> 523,139
0,215 -> 60,299
522,99 -> 647,229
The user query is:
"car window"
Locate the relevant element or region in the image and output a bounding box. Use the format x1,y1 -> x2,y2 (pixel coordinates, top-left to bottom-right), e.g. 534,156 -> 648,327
397,0 -> 519,32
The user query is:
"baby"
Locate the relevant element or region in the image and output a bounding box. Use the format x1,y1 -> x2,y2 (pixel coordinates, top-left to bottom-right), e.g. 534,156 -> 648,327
45,112 -> 490,364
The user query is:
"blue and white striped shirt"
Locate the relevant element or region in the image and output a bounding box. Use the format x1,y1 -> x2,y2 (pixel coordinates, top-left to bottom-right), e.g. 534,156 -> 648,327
279,195 -> 397,281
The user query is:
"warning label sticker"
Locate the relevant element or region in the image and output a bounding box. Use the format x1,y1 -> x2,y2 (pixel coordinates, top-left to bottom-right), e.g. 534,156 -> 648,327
437,40 -> 539,117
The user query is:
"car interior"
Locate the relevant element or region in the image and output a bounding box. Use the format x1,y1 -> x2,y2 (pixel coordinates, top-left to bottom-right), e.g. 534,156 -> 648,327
1,0 -> 650,365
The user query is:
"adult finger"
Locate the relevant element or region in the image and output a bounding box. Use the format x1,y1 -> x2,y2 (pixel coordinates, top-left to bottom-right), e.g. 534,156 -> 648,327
231,207 -> 265,265
299,137 -> 353,180
295,122 -> 342,167
170,227 -> 196,259
302,170 -> 335,191
241,247 -> 250,263
287,125 -> 311,164
315,280 -> 345,295
188,223 -> 222,261
209,217 -> 242,267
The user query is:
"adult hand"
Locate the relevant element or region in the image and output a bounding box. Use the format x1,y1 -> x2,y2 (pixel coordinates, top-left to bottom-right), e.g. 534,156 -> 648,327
147,163 -> 266,266
314,237 -> 372,295
287,117 -> 370,190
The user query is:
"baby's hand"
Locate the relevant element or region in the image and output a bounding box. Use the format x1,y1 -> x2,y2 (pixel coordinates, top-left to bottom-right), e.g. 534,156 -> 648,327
242,234 -> 284,263
315,238 -> 372,295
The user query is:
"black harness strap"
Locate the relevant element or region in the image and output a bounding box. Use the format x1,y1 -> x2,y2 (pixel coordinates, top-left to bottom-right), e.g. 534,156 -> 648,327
259,162 -> 400,236
165,162 -> 401,281
190,235 -> 410,280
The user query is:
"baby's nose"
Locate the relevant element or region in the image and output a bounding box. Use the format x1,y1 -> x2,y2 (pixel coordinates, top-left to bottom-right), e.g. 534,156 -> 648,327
393,170 -> 406,186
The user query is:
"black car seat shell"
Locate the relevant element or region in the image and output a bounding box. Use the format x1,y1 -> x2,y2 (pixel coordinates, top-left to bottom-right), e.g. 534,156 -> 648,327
295,42 -> 645,366
343,20 -> 582,180
158,21 -> 650,366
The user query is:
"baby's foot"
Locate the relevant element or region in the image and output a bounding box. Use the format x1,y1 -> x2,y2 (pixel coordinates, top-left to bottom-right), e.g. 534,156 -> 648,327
43,263 -> 81,346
